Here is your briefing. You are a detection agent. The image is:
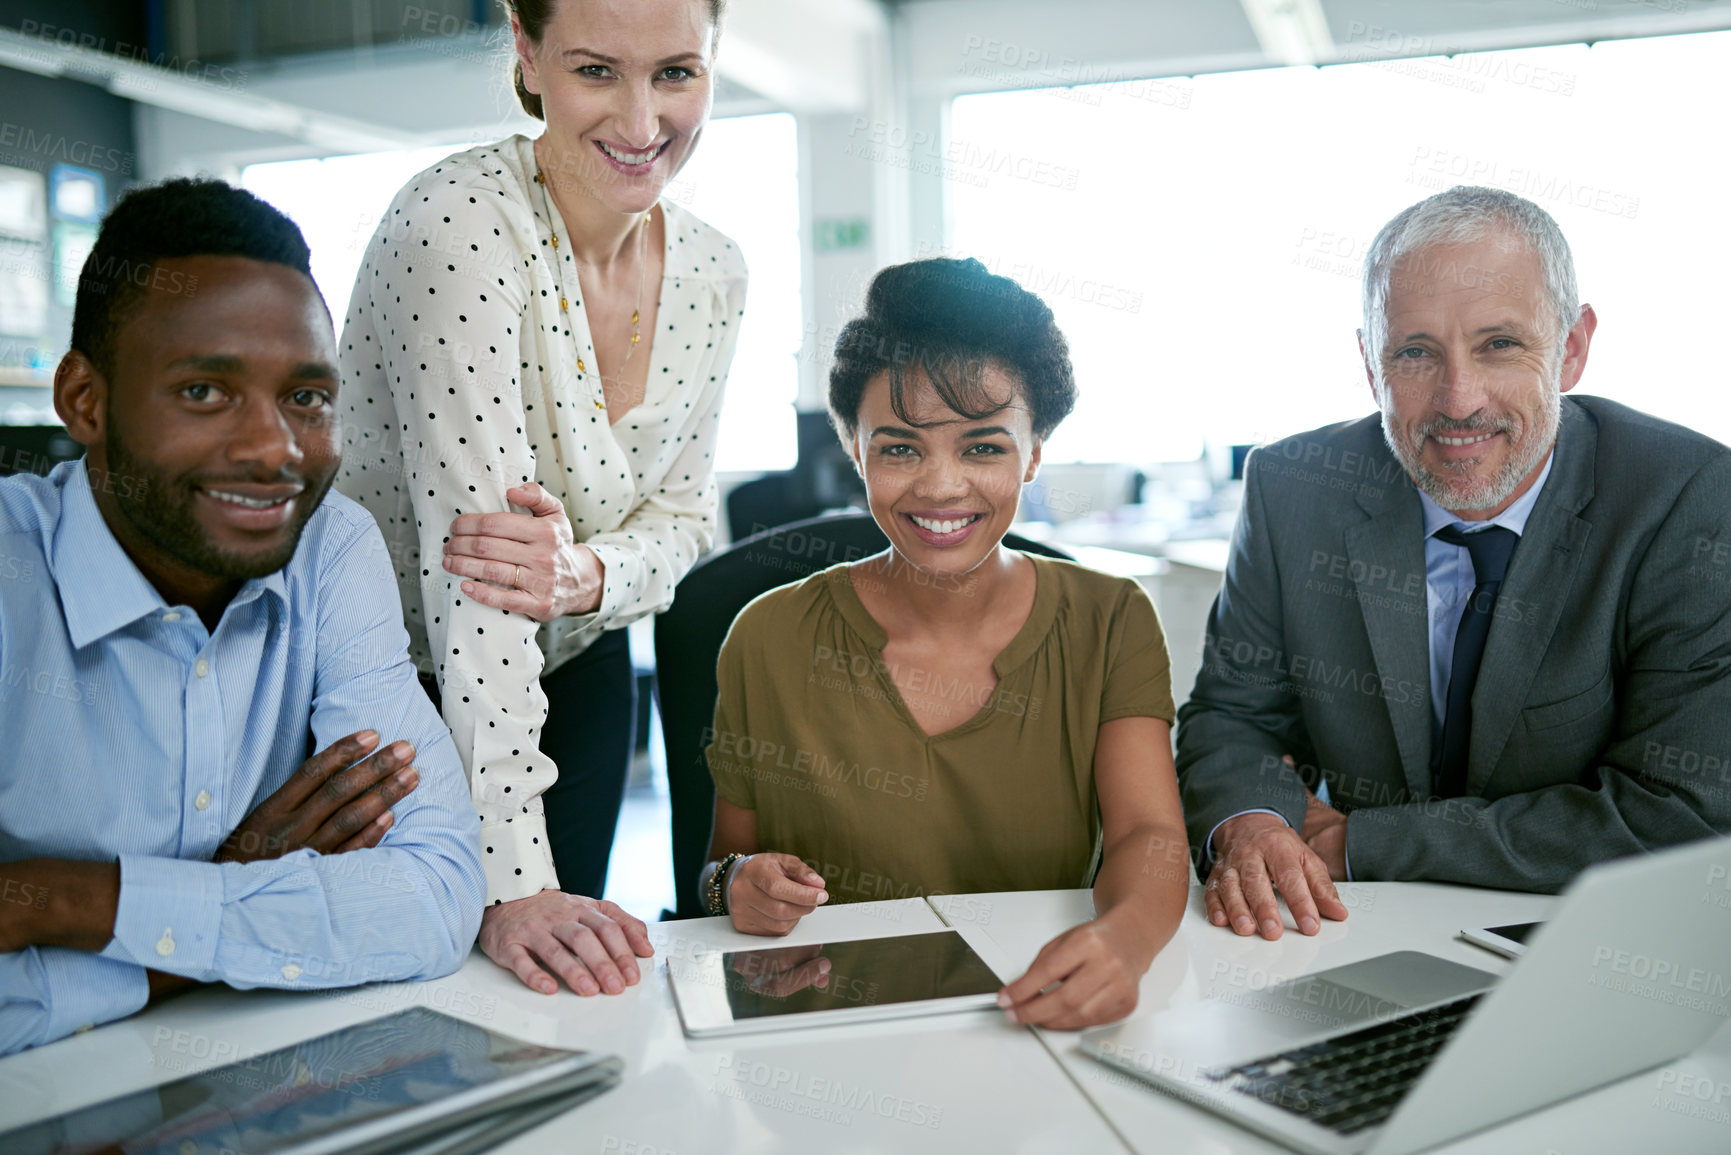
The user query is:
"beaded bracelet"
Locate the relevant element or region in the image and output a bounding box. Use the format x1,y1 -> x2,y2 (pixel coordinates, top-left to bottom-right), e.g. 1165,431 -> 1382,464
704,852 -> 747,916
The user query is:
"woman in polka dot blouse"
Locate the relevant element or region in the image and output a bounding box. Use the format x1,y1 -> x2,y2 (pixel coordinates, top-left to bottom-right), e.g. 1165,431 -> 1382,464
335,0 -> 745,997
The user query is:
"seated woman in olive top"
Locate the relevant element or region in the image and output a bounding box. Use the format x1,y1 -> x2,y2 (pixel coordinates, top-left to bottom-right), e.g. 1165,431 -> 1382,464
701,258 -> 1190,1030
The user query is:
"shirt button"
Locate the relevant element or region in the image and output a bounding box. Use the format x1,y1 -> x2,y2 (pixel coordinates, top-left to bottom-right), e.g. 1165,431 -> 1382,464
155,929 -> 176,956
163,612 -> 181,622
281,964 -> 303,981
194,790 -> 211,811
195,659 -> 209,677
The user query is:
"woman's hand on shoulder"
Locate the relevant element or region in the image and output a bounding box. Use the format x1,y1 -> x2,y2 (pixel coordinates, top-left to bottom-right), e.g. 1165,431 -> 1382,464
728,853 -> 828,936
997,910 -> 1157,1030
443,483 -> 604,620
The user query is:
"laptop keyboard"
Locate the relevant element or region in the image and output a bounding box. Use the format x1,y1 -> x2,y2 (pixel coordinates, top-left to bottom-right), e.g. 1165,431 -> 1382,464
1208,994 -> 1482,1136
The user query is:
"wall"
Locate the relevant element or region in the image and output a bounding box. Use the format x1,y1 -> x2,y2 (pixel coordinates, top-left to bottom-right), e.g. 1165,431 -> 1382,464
0,4 -> 141,397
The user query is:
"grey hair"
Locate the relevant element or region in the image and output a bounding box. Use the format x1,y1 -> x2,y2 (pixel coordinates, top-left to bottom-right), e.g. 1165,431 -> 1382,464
1361,185 -> 1579,369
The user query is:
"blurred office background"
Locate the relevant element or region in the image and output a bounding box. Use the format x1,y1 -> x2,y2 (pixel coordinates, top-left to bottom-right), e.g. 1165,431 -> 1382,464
2,0 -> 1727,917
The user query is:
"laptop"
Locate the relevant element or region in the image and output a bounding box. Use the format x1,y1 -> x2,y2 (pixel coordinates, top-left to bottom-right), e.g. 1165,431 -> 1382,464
1082,833 -> 1731,1154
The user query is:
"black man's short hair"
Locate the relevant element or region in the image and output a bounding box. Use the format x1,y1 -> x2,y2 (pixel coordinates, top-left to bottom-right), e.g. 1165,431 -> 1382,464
70,177 -> 314,379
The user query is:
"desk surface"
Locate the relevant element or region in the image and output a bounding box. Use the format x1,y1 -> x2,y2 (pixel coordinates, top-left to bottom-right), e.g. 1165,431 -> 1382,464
0,899 -> 1120,1154
3,886 -> 1728,1154
934,885 -> 1731,1155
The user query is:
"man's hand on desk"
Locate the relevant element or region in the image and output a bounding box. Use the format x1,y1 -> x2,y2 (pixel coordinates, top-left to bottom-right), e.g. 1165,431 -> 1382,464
217,729 -> 420,864
1205,811 -> 1348,941
1299,789 -> 1348,883
479,891 -> 654,997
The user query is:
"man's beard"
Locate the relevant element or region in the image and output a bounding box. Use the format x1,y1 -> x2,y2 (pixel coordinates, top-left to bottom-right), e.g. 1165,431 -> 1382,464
103,426 -> 328,581
1379,374 -> 1561,512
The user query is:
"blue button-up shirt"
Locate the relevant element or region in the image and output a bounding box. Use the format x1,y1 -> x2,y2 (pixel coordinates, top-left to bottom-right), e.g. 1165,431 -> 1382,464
0,462 -> 484,1055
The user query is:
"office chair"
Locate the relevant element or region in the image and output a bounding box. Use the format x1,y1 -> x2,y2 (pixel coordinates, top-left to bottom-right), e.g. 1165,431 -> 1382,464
653,512 -> 1071,919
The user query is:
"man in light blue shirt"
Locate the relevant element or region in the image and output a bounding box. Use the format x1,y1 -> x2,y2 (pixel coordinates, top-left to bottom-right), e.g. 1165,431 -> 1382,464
0,177 -> 484,1054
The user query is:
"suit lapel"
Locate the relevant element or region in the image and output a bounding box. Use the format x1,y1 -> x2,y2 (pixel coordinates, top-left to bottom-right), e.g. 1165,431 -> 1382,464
1467,401 -> 1597,794
1344,478 -> 1433,801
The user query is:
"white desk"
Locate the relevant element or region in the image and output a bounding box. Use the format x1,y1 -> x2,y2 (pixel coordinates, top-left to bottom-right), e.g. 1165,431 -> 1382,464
933,886 -> 1731,1155
5,886 -> 1729,1154
0,897 -> 1123,1154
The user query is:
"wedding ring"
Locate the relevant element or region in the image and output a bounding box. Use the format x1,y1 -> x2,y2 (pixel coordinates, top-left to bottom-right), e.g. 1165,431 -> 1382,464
514,564 -> 524,590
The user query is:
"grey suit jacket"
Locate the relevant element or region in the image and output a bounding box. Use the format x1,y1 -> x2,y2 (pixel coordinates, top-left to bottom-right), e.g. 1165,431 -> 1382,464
1176,395 -> 1731,891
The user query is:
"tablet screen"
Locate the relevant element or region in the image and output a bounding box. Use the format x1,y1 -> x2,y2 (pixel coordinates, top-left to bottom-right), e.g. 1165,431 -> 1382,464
718,930 -> 1002,1020
0,1007 -> 598,1155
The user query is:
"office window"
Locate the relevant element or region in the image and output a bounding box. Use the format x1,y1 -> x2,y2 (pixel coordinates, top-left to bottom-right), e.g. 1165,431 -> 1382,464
947,32 -> 1731,464
242,111 -> 799,471
663,112 -> 800,472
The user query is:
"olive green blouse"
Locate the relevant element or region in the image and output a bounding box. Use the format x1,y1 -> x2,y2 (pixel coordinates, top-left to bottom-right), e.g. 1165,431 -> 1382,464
706,555 -> 1175,903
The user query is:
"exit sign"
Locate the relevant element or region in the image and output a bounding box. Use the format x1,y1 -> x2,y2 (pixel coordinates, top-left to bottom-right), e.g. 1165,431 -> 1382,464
815,218 -> 870,252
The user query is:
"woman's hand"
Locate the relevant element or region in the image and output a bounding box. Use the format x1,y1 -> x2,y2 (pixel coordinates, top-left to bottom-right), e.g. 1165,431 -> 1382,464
728,853 -> 828,936
443,483 -> 604,620
479,889 -> 653,996
996,911 -> 1154,1030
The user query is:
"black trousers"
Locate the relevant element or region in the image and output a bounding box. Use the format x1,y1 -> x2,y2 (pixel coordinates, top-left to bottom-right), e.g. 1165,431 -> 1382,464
422,627 -> 637,899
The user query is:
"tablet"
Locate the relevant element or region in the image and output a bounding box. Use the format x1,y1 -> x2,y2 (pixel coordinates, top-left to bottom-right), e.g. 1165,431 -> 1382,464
1460,920 -> 1544,959
668,929 -> 1005,1037
0,1007 -> 621,1155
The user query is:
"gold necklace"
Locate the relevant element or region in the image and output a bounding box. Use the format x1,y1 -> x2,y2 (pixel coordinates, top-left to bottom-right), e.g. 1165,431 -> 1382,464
534,168 -> 650,410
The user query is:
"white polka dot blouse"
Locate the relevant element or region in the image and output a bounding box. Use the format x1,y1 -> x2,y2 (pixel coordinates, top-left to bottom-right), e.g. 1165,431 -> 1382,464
335,134 -> 749,905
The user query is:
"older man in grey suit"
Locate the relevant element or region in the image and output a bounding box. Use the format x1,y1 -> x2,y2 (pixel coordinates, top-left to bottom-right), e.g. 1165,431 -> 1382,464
1178,185 -> 1731,942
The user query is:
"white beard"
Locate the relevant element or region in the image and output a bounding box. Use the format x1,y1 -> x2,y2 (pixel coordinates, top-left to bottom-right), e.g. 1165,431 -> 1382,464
1379,370 -> 1561,512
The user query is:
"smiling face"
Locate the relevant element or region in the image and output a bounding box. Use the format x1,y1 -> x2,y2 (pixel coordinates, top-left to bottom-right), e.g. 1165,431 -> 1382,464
1364,228 -> 1596,518
515,0 -> 714,213
849,362 -> 1042,579
58,255 -> 341,598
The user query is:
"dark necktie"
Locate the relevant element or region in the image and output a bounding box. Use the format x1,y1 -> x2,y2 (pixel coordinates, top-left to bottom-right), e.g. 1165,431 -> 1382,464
1431,524 -> 1520,798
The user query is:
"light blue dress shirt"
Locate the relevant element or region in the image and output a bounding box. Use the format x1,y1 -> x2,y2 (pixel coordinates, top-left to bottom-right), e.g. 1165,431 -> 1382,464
1205,439 -> 1558,882
0,462 -> 485,1055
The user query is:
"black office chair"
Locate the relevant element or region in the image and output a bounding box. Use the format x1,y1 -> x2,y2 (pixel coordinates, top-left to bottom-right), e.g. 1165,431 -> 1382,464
652,512 -> 1071,918
0,426 -> 82,478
